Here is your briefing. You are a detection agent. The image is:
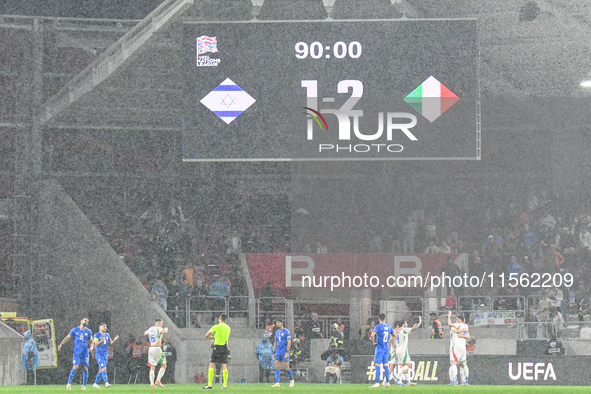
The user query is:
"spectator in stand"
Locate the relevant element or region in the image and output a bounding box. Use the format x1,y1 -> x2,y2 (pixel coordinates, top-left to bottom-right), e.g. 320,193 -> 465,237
193,262 -> 205,284
470,253 -> 487,306
425,217 -> 437,245
543,244 -> 565,273
577,281 -> 590,321
579,225 -> 591,248
229,268 -> 248,316
559,227 -> 577,251
537,291 -> 552,338
506,256 -> 522,280
130,248 -> 147,277
541,210 -> 557,230
178,279 -> 192,328
425,240 -> 440,254
226,229 -> 242,254
521,224 -> 537,254
442,256 -> 461,295
402,215 -> 417,254
208,277 -> 230,323
451,239 -> 467,254
151,279 -> 169,312
439,241 -> 451,254
191,280 -> 209,328
316,238 -> 329,254
255,334 -> 274,383
548,285 -> 565,318
549,306 -> 564,338
524,308 -> 538,339
140,201 -> 163,235
260,282 -> 275,321
429,313 -> 443,339
167,279 -> 181,326
324,348 -> 344,384
181,265 -> 194,288
368,229 -> 382,253
307,312 -> 323,339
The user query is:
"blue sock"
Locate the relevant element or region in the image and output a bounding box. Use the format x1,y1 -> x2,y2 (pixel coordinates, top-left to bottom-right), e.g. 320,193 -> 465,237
384,366 -> 390,383
68,369 -> 77,384
287,369 -> 293,380
376,365 -> 381,384
82,370 -> 88,386
94,373 -> 102,384
102,371 -> 108,383
275,369 -> 280,383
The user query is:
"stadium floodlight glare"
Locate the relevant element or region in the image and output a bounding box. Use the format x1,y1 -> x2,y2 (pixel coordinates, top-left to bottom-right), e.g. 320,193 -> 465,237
251,0 -> 265,19
390,0 -> 403,4
581,79 -> 591,88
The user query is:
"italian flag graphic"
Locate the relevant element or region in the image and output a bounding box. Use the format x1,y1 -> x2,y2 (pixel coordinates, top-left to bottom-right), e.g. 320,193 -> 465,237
404,76 -> 459,122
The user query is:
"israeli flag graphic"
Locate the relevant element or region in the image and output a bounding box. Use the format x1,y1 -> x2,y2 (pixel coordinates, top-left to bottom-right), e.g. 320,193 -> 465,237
200,78 -> 256,124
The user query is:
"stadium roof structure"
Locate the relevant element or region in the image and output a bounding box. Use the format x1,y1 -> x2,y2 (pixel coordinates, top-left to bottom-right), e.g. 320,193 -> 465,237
37,0 -> 591,132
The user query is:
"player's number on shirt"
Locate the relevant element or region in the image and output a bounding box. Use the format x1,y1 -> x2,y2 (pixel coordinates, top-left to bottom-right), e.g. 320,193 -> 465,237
384,334 -> 389,343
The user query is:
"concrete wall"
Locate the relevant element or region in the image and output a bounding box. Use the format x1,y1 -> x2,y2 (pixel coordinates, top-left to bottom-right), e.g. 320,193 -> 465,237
31,180 -> 183,377
0,321 -> 25,385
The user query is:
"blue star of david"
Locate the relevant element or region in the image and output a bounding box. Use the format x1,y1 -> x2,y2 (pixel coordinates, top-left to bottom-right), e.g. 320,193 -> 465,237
220,94 -> 236,108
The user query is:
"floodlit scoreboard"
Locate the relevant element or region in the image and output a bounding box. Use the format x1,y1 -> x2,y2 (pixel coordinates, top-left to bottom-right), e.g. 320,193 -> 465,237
182,19 -> 479,161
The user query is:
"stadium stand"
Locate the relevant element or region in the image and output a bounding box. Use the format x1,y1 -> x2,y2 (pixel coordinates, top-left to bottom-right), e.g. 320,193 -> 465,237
3,0 -> 591,386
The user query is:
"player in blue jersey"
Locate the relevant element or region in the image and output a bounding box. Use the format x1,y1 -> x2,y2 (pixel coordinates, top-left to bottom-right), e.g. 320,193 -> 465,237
370,314 -> 395,388
271,318 -> 294,388
58,317 -> 93,390
92,322 -> 119,388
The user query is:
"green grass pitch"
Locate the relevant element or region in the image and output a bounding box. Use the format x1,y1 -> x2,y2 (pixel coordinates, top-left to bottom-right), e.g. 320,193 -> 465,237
1,384 -> 590,393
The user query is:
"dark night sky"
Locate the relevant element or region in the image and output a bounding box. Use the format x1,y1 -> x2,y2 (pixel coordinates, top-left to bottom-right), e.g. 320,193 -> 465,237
0,0 -> 163,19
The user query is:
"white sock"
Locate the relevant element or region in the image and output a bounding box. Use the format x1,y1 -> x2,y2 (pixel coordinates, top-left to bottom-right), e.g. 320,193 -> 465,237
451,365 -> 458,382
404,373 -> 410,382
149,370 -> 155,385
463,365 -> 469,382
396,365 -> 408,379
459,367 -> 465,383
156,368 -> 165,382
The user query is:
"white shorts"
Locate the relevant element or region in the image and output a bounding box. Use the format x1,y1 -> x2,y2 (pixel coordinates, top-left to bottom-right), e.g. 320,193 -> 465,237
450,345 -> 466,363
396,348 -> 411,364
389,353 -> 398,365
148,346 -> 166,367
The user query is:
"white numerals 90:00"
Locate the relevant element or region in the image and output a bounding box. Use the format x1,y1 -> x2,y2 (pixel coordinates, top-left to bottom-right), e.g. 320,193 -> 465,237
295,41 -> 362,59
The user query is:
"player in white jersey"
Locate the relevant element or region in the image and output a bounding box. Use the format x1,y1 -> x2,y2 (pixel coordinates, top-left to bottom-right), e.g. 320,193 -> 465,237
393,317 -> 421,386
447,311 -> 470,386
144,318 -> 169,388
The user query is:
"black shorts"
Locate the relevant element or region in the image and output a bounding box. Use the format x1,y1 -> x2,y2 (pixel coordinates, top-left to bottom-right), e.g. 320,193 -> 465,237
210,344 -> 229,364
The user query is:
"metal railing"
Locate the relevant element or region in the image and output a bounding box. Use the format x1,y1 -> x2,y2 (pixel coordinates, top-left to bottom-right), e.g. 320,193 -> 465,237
228,295 -> 254,326
257,297 -> 286,329
491,295 -> 526,315
188,296 -> 228,328
424,296 -> 458,315
383,296 -> 424,322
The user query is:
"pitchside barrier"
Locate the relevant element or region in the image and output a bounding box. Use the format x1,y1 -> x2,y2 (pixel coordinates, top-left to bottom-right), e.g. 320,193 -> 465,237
350,354 -> 591,385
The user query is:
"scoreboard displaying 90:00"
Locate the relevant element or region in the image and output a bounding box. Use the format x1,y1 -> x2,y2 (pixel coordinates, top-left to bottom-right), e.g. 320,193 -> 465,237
182,19 -> 479,161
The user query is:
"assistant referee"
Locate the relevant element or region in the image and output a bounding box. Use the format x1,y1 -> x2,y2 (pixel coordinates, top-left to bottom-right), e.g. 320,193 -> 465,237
203,313 -> 231,389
